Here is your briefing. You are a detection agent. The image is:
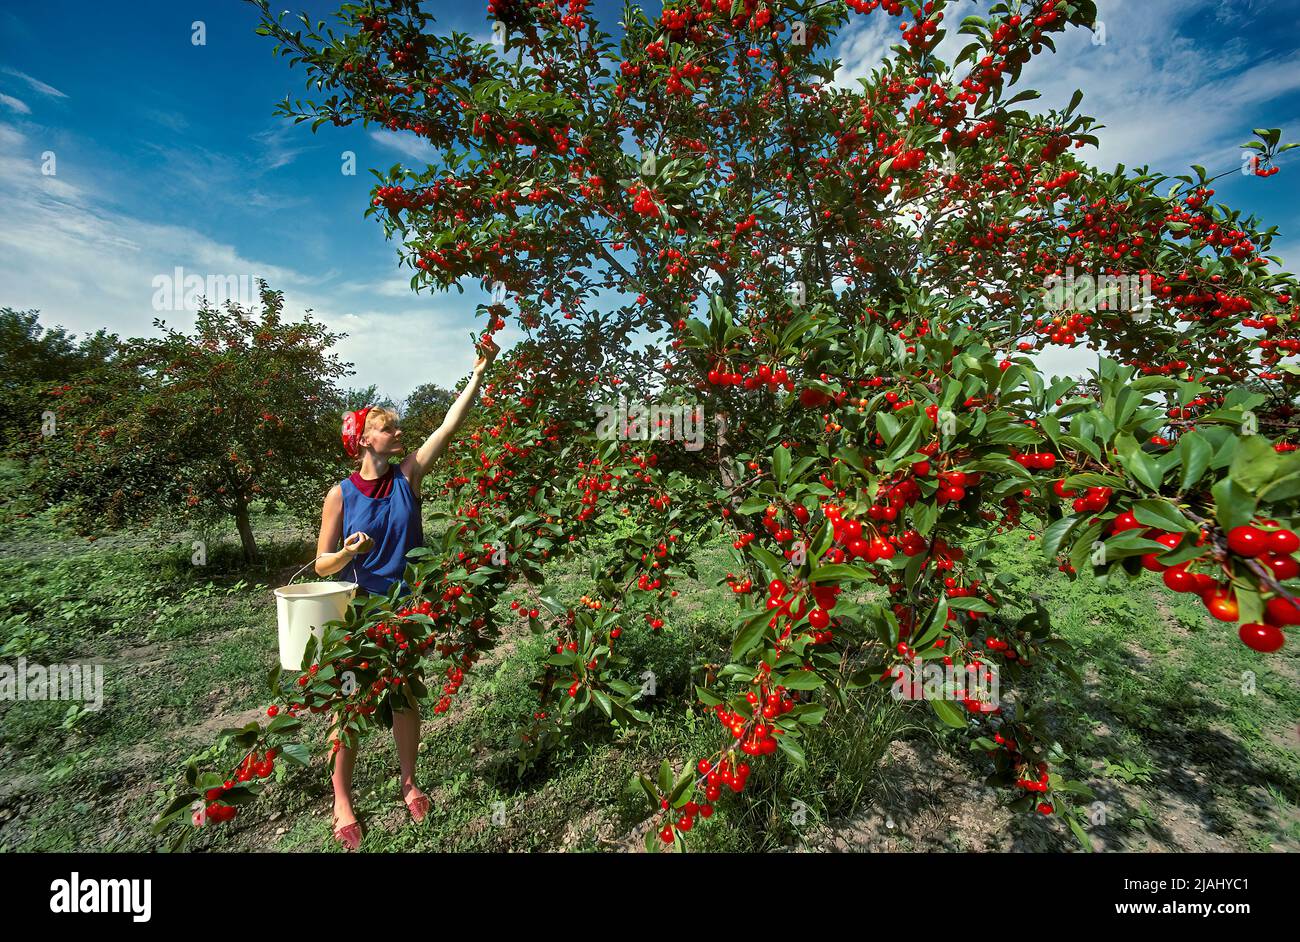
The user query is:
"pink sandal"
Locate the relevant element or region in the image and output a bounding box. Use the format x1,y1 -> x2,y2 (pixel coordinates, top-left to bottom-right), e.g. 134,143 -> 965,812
332,814 -> 362,851
403,789 -> 431,824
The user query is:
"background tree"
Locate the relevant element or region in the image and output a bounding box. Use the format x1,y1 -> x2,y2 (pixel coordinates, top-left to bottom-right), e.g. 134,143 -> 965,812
0,307 -> 116,457
37,282 -> 351,561
338,384 -> 397,413
400,381 -> 454,443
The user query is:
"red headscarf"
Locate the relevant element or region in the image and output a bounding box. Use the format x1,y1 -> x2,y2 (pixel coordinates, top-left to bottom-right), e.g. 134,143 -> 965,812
341,406 -> 372,458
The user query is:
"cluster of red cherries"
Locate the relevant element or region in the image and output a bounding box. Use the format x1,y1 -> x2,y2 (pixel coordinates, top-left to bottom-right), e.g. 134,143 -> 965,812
1106,513 -> 1294,652
192,749 -> 278,827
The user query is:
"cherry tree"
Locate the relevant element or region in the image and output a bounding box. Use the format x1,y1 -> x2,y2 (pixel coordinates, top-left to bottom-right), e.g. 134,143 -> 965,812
155,0 -> 1299,849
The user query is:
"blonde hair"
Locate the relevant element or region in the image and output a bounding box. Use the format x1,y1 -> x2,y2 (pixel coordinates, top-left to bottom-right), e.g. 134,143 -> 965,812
350,406 -> 402,469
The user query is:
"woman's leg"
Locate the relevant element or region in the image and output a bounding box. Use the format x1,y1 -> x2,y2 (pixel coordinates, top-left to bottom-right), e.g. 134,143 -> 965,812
392,705 -> 426,804
330,720 -> 359,828
331,586 -> 366,829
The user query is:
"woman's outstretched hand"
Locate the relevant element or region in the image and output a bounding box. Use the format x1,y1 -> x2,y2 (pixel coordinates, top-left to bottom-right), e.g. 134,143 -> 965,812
473,335 -> 499,373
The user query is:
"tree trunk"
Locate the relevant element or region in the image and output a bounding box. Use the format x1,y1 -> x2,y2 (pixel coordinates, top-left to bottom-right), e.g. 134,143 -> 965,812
234,500 -> 258,563
715,408 -> 742,513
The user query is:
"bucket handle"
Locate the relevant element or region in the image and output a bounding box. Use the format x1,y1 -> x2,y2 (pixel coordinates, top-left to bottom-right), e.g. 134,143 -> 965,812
286,554 -> 328,586
287,545 -> 364,588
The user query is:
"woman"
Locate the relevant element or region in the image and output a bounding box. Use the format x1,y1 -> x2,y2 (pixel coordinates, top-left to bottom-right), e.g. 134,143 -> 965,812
314,335 -> 498,850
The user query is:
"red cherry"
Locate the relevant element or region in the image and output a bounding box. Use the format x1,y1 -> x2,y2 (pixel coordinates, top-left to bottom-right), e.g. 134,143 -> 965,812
1268,528 -> 1299,555
811,585 -> 838,610
1202,588 -> 1239,622
1263,553 -> 1300,581
1238,622 -> 1284,652
1226,526 -> 1267,557
1265,595 -> 1300,626
1141,532 -> 1184,571
808,608 -> 830,630
1110,511 -> 1141,533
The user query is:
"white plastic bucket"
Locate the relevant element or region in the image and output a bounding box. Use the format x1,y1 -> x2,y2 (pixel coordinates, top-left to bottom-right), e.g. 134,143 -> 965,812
273,581 -> 357,671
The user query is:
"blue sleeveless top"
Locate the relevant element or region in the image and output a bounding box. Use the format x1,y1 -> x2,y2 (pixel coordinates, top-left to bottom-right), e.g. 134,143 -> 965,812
339,464 -> 424,596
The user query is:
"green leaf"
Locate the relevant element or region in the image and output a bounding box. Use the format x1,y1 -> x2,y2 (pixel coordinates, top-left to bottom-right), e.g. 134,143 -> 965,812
809,563 -> 869,584
778,670 -> 826,691
947,597 -> 995,614
1069,520 -> 1106,573
266,714 -> 301,735
913,600 -> 949,648
694,684 -> 725,707
834,446 -> 870,477
1115,433 -> 1164,491
637,774 -> 659,810
1100,528 -> 1167,562
278,742 -> 311,767
1130,499 -> 1196,533
1177,432 -> 1212,492
789,703 -> 828,725
1230,434 -> 1280,494
1041,514 -> 1081,561
152,792 -> 200,832
930,699 -> 966,729
669,764 -> 695,806
773,444 -> 791,488
1213,477 -> 1256,532
1235,579 -> 1263,626
1067,815 -> 1094,851
748,543 -> 785,577
1260,471 -> 1300,503
731,610 -> 768,660
1062,472 -> 1125,490
776,735 -> 806,766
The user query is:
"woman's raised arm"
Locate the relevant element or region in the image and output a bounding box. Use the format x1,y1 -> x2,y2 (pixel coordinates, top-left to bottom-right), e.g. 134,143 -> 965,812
404,337 -> 498,486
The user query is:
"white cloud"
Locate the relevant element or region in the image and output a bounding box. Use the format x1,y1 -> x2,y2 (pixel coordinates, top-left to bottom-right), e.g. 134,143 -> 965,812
369,128 -> 440,162
0,119 -> 497,401
0,123 -> 23,150
251,124 -> 313,171
1009,0 -> 1300,174
0,93 -> 31,115
1,67 -> 68,99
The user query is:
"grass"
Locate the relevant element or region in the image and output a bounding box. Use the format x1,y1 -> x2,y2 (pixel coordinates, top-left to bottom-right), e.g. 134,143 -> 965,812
0,491 -> 1297,853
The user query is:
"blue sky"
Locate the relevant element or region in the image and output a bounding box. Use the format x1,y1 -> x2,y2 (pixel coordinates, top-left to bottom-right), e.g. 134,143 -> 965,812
1,0 -> 1298,400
